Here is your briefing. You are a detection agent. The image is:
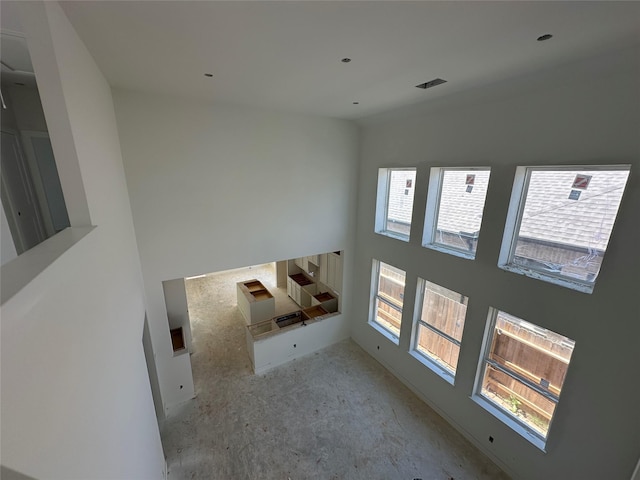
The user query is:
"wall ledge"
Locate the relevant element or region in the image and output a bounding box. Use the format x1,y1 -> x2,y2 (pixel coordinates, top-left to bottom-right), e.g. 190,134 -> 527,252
1,225 -> 95,305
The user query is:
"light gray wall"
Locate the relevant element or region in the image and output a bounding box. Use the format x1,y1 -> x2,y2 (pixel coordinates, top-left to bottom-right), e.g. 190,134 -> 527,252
352,45 -> 640,480
1,2 -> 165,478
113,90 -> 360,412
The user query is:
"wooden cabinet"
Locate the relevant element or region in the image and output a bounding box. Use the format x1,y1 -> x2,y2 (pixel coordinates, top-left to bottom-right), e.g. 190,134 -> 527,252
294,257 -> 307,272
295,255 -> 319,274
237,279 -> 275,324
311,291 -> 338,313
301,283 -> 317,307
317,252 -> 342,291
318,254 -> 328,284
289,252 -> 341,308
301,305 -> 328,321
288,273 -> 316,307
326,252 -> 342,292
287,276 -> 296,301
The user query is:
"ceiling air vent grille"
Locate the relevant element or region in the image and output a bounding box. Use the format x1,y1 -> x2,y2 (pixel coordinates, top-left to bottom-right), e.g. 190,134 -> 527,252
416,78 -> 447,89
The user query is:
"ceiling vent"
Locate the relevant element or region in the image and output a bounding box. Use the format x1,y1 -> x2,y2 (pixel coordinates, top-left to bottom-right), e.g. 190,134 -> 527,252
416,78 -> 447,89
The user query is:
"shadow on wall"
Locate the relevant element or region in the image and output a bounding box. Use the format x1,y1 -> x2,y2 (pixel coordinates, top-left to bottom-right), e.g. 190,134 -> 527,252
0,466 -> 37,480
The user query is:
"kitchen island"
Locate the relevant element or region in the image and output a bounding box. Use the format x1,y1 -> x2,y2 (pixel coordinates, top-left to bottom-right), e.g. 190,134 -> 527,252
236,279 -> 275,325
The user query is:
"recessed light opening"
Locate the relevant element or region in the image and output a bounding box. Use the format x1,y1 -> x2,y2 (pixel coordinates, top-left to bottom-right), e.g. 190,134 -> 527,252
416,78 -> 447,90
341,58 -> 352,63
537,34 -> 553,42
204,73 -> 213,77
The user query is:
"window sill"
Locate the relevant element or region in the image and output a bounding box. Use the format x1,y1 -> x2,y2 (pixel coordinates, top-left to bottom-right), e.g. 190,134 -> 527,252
422,243 -> 476,260
498,263 -> 594,294
375,230 -> 410,243
368,320 -> 400,345
409,350 -> 455,385
1,226 -> 95,305
471,394 -> 547,452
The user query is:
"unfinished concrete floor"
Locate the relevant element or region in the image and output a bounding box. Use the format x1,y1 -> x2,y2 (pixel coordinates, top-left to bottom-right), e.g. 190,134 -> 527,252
161,263 -> 509,480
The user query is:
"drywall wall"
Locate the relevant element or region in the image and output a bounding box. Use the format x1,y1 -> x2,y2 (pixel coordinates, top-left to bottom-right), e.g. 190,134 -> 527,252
352,45 -> 640,480
1,2 -> 164,478
113,90 -> 359,412
251,314 -> 349,374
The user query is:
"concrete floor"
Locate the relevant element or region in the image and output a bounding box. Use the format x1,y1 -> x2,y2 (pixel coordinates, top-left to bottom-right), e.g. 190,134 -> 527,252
161,263 -> 509,480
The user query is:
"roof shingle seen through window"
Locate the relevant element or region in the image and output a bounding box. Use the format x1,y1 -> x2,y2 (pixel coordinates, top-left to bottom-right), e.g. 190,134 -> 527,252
387,170 -> 416,225
518,169 -> 629,250
436,170 -> 490,236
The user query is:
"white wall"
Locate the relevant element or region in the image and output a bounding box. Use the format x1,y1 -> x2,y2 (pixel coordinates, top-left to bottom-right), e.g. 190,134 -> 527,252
113,90 -> 359,412
352,45 -> 640,480
1,2 -> 165,478
251,314 -> 349,374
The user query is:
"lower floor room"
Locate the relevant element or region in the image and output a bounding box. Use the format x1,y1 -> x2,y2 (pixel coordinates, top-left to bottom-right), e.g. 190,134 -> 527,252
160,264 -> 509,479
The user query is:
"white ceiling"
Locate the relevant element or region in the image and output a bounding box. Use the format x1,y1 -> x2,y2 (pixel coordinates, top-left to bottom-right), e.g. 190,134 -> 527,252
7,1 -> 640,119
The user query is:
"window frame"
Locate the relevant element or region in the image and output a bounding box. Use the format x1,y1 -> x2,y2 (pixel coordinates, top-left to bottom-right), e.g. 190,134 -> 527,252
410,278 -> 468,384
472,308 -> 574,450
374,167 -> 417,242
498,164 -> 631,294
422,166 -> 491,260
368,259 -> 405,344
